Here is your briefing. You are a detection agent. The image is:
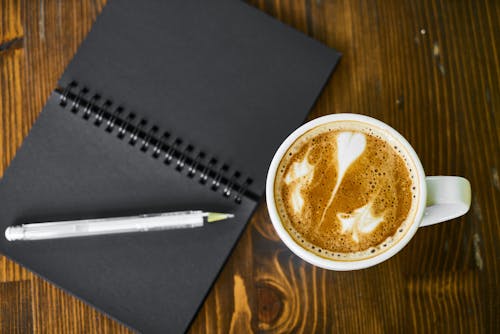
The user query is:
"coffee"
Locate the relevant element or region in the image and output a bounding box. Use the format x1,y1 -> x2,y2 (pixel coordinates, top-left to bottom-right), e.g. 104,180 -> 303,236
274,120 -> 420,260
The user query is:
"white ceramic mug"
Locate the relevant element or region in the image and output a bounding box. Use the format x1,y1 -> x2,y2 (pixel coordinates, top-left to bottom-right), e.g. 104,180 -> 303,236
266,114 -> 471,270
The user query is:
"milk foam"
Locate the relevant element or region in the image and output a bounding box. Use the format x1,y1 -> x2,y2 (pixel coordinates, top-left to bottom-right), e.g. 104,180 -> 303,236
319,131 -> 366,226
337,202 -> 384,243
274,121 -> 420,261
284,148 -> 314,213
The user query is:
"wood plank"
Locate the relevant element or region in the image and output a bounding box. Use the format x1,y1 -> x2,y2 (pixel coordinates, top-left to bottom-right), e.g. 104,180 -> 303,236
0,0 -> 25,174
0,280 -> 33,333
30,278 -> 129,334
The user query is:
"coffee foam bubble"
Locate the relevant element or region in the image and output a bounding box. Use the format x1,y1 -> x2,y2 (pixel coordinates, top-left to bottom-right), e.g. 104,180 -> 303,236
274,121 -> 420,261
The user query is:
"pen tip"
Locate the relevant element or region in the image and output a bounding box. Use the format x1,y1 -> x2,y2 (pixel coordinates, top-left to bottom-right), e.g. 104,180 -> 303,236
207,212 -> 235,223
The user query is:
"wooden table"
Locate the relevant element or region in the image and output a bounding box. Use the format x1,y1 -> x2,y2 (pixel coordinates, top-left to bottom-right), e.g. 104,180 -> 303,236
1,0 -> 498,332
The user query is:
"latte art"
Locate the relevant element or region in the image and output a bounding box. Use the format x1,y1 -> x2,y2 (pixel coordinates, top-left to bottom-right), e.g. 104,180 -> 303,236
274,121 -> 419,260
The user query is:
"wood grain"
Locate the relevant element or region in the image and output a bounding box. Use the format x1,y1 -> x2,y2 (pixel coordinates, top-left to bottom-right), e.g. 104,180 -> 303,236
1,0 -> 499,332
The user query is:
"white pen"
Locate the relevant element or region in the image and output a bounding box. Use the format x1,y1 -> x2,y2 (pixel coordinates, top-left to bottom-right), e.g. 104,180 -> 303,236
4,210 -> 234,241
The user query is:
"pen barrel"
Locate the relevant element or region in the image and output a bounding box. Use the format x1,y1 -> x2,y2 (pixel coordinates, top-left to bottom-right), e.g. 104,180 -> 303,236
5,213 -> 205,241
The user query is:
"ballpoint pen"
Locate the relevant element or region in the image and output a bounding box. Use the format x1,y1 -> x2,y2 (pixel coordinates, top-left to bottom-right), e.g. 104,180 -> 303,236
4,210 -> 234,241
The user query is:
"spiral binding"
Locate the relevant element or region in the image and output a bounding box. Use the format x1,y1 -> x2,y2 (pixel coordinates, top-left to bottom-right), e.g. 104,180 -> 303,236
55,81 -> 258,204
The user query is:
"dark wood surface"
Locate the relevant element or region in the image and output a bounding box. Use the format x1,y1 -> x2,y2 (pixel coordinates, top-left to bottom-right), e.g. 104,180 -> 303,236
1,0 -> 498,332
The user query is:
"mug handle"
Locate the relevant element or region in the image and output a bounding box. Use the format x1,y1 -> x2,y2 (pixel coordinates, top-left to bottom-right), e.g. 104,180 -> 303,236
420,176 -> 471,227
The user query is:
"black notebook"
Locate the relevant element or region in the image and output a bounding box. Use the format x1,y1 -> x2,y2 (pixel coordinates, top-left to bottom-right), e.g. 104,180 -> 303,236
0,0 -> 339,332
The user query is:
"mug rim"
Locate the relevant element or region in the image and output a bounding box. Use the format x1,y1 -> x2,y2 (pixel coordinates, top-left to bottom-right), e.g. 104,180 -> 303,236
265,113 -> 427,270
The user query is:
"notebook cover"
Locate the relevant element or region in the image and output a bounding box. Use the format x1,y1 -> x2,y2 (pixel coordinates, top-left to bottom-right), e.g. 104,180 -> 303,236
59,0 -> 340,194
0,0 -> 340,332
